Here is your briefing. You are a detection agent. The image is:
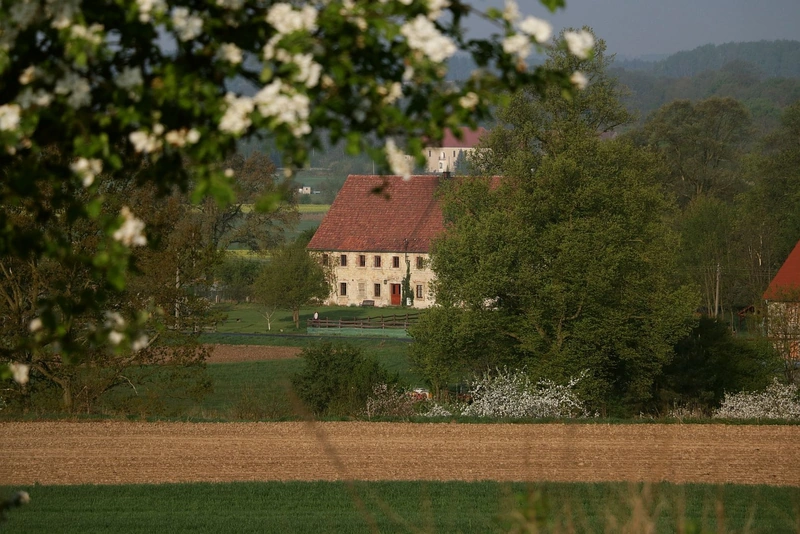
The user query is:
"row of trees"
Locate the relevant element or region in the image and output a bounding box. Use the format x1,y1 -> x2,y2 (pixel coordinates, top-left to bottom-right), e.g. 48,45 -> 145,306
409,31 -> 796,416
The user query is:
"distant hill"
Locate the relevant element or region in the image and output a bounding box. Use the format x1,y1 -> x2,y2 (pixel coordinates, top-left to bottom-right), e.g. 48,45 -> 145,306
617,40 -> 800,79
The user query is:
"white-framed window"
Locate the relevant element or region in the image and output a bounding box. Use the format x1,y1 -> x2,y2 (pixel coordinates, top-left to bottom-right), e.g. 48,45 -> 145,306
374,283 -> 381,297
340,282 -> 347,296
340,254 -> 347,267
416,284 -> 424,299
358,254 -> 366,267
392,256 -> 400,268
374,255 -> 382,268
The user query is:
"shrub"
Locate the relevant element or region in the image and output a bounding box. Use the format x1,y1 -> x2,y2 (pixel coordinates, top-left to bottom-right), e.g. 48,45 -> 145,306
292,342 -> 393,416
363,384 -> 418,419
713,379 -> 800,420
655,318 -> 782,413
423,368 -> 592,419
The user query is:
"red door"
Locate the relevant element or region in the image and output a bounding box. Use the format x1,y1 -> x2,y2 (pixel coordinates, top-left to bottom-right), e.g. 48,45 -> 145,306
390,284 -> 401,305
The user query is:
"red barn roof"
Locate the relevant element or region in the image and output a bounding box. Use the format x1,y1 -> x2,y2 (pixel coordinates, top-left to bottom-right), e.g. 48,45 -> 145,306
428,127 -> 487,149
307,175 -> 444,253
764,240 -> 800,300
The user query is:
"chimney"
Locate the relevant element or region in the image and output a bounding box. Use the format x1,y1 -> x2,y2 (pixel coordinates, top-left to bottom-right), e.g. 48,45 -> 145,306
442,171 -> 451,179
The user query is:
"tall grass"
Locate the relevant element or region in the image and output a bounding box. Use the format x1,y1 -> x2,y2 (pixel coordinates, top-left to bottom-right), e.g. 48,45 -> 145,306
3,481 -> 798,533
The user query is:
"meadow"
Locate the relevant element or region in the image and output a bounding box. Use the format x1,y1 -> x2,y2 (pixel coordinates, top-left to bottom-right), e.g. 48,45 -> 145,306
3,481 -> 799,533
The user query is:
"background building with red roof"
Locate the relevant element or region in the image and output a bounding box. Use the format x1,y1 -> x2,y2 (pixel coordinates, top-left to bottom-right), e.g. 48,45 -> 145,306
763,240 -> 800,370
307,174 -> 445,308
424,127 -> 487,174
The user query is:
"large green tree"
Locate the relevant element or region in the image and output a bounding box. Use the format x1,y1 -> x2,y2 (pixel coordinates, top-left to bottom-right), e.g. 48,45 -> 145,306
642,97 -> 753,205
422,136 -> 696,414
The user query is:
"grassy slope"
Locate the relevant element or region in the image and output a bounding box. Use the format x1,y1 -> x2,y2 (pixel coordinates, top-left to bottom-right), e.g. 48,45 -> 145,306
3,481 -> 799,533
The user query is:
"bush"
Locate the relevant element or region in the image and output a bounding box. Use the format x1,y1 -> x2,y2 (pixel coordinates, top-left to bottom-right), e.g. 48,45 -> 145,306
363,384 -> 418,419
713,379 -> 800,420
655,318 -> 781,413
418,369 -> 591,419
291,342 -> 393,416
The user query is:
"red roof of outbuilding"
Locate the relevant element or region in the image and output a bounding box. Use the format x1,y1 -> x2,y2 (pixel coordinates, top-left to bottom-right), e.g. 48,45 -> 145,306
430,127 -> 487,149
307,175 -> 444,253
764,240 -> 800,300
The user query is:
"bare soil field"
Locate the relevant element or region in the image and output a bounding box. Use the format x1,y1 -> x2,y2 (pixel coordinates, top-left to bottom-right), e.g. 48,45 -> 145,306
2,422 -> 799,487
205,344 -> 301,363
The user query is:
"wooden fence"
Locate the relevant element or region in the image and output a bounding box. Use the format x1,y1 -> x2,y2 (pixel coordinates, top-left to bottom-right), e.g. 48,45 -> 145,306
307,313 -> 420,330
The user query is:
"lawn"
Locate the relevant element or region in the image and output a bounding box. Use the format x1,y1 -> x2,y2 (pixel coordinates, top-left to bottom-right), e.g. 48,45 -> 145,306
4,481 -> 799,533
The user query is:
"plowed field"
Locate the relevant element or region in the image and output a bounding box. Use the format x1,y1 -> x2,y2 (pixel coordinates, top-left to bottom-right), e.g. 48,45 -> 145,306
205,344 -> 301,363
2,422 -> 799,486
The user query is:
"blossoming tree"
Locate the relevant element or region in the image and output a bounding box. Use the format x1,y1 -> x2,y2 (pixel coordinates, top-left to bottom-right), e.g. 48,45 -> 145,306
0,0 -> 592,379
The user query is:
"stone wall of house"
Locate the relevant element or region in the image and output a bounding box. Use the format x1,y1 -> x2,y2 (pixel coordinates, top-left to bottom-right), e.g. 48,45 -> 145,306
425,147 -> 473,173
320,251 -> 436,308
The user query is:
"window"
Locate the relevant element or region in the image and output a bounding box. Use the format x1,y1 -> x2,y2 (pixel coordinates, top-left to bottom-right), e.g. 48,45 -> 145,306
439,161 -> 443,170
340,282 -> 347,296
374,255 -> 381,268
358,254 -> 366,267
358,283 -> 366,297
392,256 -> 400,268
322,253 -> 329,266
416,256 -> 424,269
428,149 -> 431,157
416,284 -> 424,299
374,283 -> 381,297
453,150 -> 456,157
340,254 -> 347,267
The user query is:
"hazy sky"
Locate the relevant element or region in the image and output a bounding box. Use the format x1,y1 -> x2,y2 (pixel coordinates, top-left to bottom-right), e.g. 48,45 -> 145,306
470,0 -> 800,58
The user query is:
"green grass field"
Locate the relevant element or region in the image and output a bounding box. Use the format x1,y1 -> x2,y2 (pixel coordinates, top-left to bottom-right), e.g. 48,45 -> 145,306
3,481 -> 799,533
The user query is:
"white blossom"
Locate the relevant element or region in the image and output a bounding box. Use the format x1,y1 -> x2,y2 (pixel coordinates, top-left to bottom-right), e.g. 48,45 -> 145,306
291,53 -> 322,88
519,16 -> 552,43
135,0 -> 166,23
131,334 -> 149,352
402,65 -> 414,81
129,130 -> 162,153
70,23 -> 104,45
0,104 -> 21,132
382,82 -> 403,104
19,66 -> 37,85
17,88 -> 52,109
458,91 -> 479,110
400,15 -> 456,63
116,66 -> 143,91
570,71 -> 588,90
55,72 -> 91,108
218,93 -> 254,135
171,7 -> 203,42
112,206 -> 147,247
9,363 -> 30,385
11,1 -> 38,29
503,0 -> 519,22
266,3 -> 317,35
108,331 -> 124,345
217,43 -> 243,65
48,0 -> 79,29
104,311 -> 126,329
502,34 -> 530,60
216,0 -> 244,9
224,168 -> 234,178
29,318 -> 43,332
253,81 -> 311,137
70,157 -> 103,187
165,128 -> 200,147
385,138 -> 413,181
564,29 -> 594,59
426,0 -> 450,20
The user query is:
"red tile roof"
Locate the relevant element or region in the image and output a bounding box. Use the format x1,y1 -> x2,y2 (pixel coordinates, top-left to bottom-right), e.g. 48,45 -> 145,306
307,175 -> 445,253
429,127 -> 487,149
764,240 -> 800,300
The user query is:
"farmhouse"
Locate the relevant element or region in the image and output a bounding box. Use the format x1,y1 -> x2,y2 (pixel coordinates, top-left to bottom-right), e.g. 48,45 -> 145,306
307,174 -> 444,308
423,127 -> 487,174
763,240 -> 800,360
